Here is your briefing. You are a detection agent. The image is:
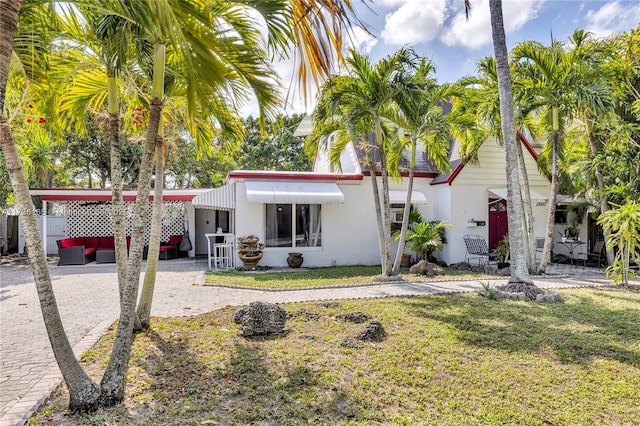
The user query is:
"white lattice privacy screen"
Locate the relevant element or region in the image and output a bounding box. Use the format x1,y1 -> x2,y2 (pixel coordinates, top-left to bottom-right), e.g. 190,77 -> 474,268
65,201 -> 185,244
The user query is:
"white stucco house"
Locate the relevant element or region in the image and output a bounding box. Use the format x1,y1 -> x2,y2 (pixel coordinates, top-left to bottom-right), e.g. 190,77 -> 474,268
29,128 -> 596,267
190,131 -> 562,267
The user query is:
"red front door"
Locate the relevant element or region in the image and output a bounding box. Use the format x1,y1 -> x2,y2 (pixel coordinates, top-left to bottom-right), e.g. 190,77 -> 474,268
489,198 -> 508,250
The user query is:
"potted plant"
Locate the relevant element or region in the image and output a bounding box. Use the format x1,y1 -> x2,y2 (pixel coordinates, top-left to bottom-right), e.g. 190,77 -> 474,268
237,235 -> 264,269
495,235 -> 510,269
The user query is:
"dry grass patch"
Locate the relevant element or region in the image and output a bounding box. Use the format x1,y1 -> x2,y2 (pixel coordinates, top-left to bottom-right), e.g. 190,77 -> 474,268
30,287 -> 640,425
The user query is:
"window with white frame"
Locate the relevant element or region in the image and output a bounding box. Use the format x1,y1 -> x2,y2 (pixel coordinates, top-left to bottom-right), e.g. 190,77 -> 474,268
265,204 -> 322,248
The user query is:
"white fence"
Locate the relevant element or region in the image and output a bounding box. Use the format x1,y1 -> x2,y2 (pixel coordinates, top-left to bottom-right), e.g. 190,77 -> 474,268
18,215 -> 66,255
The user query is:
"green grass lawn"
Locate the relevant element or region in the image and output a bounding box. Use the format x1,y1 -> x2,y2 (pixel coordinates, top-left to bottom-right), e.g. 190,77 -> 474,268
31,287 -> 640,425
205,265 -> 494,289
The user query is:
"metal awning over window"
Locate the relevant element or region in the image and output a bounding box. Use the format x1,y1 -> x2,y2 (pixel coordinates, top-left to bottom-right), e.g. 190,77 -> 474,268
489,188 -> 547,202
192,184 -> 235,211
389,190 -> 427,204
245,181 -> 344,204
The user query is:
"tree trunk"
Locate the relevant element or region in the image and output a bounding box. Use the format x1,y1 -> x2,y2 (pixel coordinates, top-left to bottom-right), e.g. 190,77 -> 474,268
100,42 -> 167,405
489,0 -> 537,295
586,124 -> 614,265
516,136 -> 537,271
137,135 -> 164,329
537,108 -> 560,274
0,0 -> 21,113
1,0 -> 101,411
2,123 -> 101,411
367,151 -> 386,276
372,118 -> 393,276
107,75 -> 127,300
392,136 -> 416,274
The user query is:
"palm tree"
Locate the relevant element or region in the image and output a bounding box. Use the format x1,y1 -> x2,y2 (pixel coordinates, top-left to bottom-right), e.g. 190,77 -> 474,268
568,30 -> 615,265
405,220 -> 452,262
137,0 -> 366,327
3,0 -> 367,410
388,58 -> 458,273
54,5 -> 144,298
311,48 -> 419,277
512,35 -> 612,275
486,0 -> 538,296
458,56 -> 539,273
1,0 -> 102,411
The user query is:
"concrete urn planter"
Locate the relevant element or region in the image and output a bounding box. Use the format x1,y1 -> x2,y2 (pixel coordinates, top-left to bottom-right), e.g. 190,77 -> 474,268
287,252 -> 303,268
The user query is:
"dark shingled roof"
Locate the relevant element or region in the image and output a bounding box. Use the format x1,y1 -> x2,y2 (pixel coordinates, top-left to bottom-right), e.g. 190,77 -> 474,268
352,133 -> 448,176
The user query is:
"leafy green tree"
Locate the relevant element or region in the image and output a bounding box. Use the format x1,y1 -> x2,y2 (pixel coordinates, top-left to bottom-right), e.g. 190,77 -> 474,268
512,35 -> 612,276
598,200 -> 640,285
60,113 -> 143,188
238,115 -> 312,171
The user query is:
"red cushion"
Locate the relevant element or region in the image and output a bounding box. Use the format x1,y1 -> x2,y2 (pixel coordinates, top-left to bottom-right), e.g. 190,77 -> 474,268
168,235 -> 182,246
99,236 -> 115,249
159,246 -> 172,252
58,238 -> 77,249
84,237 -> 99,248
84,248 -> 97,255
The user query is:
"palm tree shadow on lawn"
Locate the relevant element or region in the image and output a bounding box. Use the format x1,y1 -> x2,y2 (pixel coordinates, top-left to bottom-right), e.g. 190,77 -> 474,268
127,322 -> 358,424
399,291 -> 640,366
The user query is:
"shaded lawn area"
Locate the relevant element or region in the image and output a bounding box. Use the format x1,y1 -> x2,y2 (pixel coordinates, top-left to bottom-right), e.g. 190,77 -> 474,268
31,287 -> 640,425
205,265 -> 494,289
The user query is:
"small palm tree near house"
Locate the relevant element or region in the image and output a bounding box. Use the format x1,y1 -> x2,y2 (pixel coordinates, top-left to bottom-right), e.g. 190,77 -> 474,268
405,221 -> 452,263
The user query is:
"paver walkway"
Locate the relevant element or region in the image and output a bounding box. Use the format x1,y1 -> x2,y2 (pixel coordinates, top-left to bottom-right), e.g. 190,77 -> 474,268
0,258 -> 615,426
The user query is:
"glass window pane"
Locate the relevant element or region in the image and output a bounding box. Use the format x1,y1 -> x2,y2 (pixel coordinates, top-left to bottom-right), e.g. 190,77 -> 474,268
296,204 -> 321,247
265,204 -> 292,247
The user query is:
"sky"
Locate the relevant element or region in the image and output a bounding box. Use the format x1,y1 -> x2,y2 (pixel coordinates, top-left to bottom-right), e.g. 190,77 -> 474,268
244,0 -> 640,117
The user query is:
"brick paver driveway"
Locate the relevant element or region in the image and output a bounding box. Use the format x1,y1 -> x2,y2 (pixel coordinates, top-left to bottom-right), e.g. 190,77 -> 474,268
0,257 -> 611,426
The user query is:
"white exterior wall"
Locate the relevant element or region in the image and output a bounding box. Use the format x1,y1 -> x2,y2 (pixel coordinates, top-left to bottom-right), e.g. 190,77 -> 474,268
233,180 -> 381,268
431,184 -> 453,262
436,139 -> 551,265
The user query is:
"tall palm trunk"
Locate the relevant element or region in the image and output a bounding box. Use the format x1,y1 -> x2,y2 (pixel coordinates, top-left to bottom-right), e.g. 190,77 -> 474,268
586,122 -> 614,265
489,0 -> 537,296
107,75 -> 127,299
392,136 -> 416,273
2,124 -> 101,411
367,152 -> 387,274
1,0 -> 101,411
137,134 -> 164,329
516,138 -> 537,271
537,106 -> 560,274
374,118 -> 393,276
99,42 -> 166,405
0,0 -> 21,114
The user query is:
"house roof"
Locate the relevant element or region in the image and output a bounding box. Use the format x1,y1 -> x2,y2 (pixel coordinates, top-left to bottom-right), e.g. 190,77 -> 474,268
352,136 -> 441,178
430,132 -> 540,186
225,170 -> 362,184
29,188 -> 208,202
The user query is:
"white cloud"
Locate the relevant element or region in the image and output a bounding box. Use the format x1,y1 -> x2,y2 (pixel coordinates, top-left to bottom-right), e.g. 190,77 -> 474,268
441,0 -> 545,49
584,1 -> 640,38
381,0 -> 449,45
348,26 -> 379,53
